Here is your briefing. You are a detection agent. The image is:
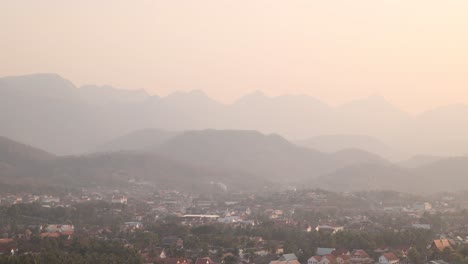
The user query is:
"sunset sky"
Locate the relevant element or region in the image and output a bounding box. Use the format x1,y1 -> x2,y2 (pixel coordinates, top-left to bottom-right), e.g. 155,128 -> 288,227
2,0 -> 468,113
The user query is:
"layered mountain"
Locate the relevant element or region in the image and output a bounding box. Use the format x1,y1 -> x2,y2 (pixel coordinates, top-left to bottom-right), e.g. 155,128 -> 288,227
95,129 -> 179,153
1,131 -> 468,193
315,155 -> 468,193
296,134 -> 403,161
153,130 -> 387,183
0,135 -> 267,191
2,73 -> 468,158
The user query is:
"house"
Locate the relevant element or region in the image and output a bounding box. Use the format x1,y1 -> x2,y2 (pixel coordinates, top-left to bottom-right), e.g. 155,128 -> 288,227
112,195 -> 128,204
270,253 -> 300,264
316,225 -> 344,234
429,261 -> 450,264
336,255 -> 350,264
332,249 -> 351,257
308,256 -> 322,264
320,255 -> 337,264
45,224 -> 74,233
40,224 -> 74,239
141,253 -> 192,264
161,258 -> 192,264
0,239 -> 14,245
350,250 -> 373,264
39,232 -> 61,238
430,239 -> 453,253
195,257 -> 215,264
378,253 -> 400,264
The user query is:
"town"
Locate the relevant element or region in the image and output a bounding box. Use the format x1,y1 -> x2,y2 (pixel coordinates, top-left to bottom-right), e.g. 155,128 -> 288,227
0,184 -> 467,264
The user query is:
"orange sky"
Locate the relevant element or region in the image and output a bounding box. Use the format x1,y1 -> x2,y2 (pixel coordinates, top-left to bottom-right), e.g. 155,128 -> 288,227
2,0 -> 468,113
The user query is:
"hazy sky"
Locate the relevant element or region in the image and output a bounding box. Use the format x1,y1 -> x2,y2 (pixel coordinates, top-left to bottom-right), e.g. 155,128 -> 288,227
2,0 -> 468,113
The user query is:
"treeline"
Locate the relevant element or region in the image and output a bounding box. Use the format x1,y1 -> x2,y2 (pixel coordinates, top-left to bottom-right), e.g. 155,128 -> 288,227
0,237 -> 142,264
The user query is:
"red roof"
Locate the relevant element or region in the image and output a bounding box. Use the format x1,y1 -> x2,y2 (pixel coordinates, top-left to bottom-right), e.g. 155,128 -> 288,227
383,253 -> 399,261
332,249 -> 350,256
40,232 -> 60,238
0,238 -> 14,244
352,250 -> 370,258
195,257 -> 215,264
324,255 -> 336,262
432,239 -> 452,252
162,258 -> 193,264
310,256 -> 323,261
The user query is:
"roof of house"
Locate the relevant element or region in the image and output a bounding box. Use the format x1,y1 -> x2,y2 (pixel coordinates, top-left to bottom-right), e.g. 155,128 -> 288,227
382,253 -> 399,261
162,258 -> 193,264
280,253 -> 298,261
352,250 -> 370,258
195,257 -> 215,264
309,256 -> 323,262
61,230 -> 74,236
432,239 -> 453,252
40,232 -> 60,238
0,238 -> 14,244
429,260 -> 450,264
323,255 -> 337,262
270,261 -> 301,264
332,248 -> 350,256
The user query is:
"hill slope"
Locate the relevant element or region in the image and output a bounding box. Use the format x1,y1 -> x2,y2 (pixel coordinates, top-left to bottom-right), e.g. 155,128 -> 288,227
154,130 -> 344,182
0,135 -> 267,191
95,129 -> 179,153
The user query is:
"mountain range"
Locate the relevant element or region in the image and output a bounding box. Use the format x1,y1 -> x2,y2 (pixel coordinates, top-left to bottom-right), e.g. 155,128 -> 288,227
2,74 -> 468,159
1,129 -> 468,193
1,73 -> 468,193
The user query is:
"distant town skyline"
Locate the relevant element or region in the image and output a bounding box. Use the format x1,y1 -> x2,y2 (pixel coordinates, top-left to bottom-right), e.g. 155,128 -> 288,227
2,0 -> 468,113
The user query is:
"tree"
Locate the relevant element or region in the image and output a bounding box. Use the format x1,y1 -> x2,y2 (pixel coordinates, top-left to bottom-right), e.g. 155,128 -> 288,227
408,248 -> 423,264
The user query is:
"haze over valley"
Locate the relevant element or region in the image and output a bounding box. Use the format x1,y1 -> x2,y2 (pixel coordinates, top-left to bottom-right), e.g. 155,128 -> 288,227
1,73 -> 468,194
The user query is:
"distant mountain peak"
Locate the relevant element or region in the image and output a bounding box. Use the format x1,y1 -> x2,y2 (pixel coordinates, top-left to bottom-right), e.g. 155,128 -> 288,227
235,90 -> 268,101
165,89 -> 215,101
0,73 -> 75,88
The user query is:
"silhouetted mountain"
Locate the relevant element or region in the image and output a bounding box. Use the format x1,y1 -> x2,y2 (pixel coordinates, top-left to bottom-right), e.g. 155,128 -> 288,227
315,155 -> 468,193
50,152 -> 266,191
154,130 -> 344,182
3,73 -> 468,158
0,136 -> 54,163
331,148 -> 388,166
296,134 -> 402,161
397,104 -> 468,156
2,133 -> 468,194
78,84 -> 150,105
0,136 -> 54,181
412,156 -> 468,193
96,129 -> 179,153
0,135 -> 267,191
316,163 -> 412,192
0,74 -> 193,154
398,155 -> 444,168
226,92 -> 331,137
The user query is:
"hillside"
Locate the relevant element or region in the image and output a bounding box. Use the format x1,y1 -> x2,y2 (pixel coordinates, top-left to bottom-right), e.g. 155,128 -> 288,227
0,135 -> 268,191
315,163 -> 413,193
154,130 -> 343,182
95,129 -> 179,153
49,152 -> 267,191
0,136 -> 54,181
3,73 -> 468,157
296,134 -> 403,161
